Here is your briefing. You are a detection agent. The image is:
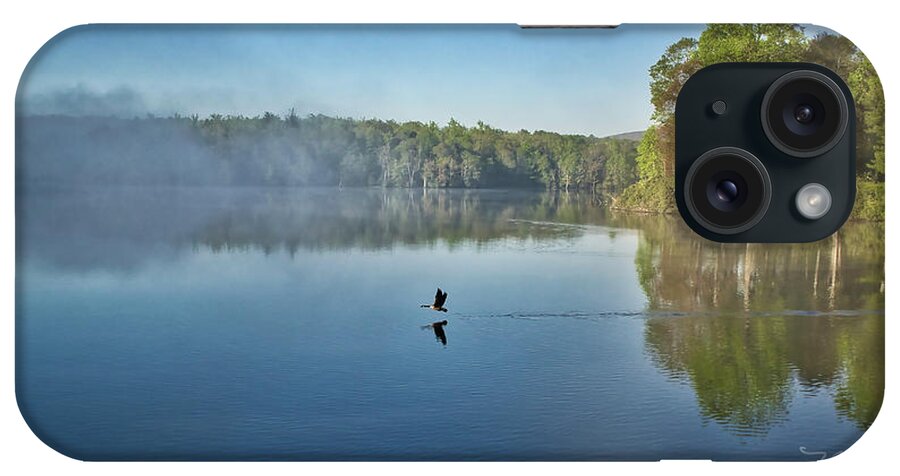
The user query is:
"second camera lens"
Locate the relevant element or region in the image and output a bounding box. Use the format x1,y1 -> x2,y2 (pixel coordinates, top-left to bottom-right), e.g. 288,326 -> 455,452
684,147 -> 772,235
761,70 -> 849,158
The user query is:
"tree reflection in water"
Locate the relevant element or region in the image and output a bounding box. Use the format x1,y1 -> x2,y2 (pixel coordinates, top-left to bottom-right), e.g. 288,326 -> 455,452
629,213 -> 884,434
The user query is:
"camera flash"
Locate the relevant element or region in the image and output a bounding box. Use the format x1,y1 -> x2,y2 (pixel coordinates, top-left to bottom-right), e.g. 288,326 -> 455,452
795,183 -> 832,220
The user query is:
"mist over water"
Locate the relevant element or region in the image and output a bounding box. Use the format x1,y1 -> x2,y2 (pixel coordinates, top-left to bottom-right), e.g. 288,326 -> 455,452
16,187 -> 883,460
15,113 -> 642,192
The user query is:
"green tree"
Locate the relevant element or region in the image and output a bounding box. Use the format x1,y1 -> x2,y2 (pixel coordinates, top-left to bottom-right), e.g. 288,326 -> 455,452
848,55 -> 885,178
602,138 -> 636,196
696,24 -> 807,64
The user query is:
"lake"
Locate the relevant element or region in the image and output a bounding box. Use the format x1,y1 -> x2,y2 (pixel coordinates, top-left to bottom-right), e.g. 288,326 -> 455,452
15,187 -> 884,460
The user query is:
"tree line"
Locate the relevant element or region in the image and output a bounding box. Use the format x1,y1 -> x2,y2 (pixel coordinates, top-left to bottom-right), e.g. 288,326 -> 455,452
190,113 -> 640,193
18,112 -> 638,196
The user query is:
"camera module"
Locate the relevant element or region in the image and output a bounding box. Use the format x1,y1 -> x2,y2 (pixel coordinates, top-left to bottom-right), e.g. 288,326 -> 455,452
675,63 -> 856,242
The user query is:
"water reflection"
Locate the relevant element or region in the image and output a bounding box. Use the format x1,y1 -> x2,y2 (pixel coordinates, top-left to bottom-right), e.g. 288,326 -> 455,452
17,187 -> 604,272
628,213 -> 884,433
626,214 -> 884,313
17,187 -> 884,454
422,320 -> 449,346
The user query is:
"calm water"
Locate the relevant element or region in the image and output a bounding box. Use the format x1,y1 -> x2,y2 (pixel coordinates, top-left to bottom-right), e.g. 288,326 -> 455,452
16,187 -> 884,460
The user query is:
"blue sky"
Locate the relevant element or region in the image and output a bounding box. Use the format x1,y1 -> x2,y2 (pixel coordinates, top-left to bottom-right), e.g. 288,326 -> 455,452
18,24 -> 706,136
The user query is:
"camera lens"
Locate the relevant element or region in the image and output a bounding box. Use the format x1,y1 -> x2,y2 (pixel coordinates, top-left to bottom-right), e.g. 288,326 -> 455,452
684,147 -> 771,235
761,70 -> 849,158
793,104 -> 815,124
708,175 -> 747,212
716,180 -> 739,203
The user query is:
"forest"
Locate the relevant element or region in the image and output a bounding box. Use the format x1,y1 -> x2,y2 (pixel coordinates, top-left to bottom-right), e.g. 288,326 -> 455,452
17,113 -> 638,197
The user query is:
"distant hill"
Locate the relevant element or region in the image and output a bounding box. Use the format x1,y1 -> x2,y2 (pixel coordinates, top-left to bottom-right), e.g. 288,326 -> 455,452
603,130 -> 645,142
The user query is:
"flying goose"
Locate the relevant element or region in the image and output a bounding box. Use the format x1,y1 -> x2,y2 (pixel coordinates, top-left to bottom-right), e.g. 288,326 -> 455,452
421,287 -> 449,312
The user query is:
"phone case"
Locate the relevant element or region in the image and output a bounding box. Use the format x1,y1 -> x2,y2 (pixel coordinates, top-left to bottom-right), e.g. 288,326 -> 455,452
15,24 -> 885,461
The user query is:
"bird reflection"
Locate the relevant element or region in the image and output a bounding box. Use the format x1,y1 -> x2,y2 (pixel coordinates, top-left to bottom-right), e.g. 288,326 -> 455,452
421,320 -> 448,345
